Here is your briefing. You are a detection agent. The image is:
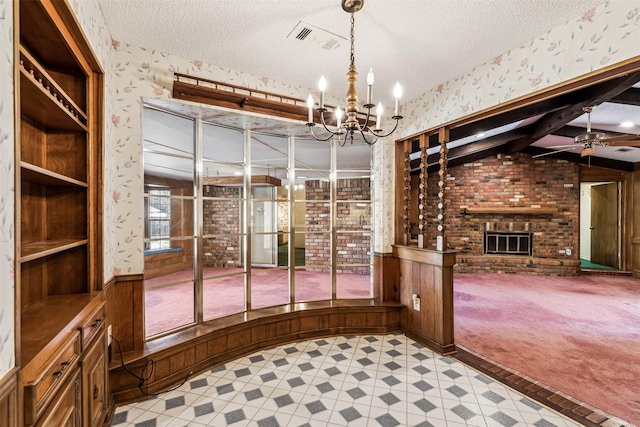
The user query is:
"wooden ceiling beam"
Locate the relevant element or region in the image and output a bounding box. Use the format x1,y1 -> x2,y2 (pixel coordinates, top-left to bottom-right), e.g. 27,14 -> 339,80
607,87 -> 640,106
409,127 -> 531,171
504,70 -> 640,154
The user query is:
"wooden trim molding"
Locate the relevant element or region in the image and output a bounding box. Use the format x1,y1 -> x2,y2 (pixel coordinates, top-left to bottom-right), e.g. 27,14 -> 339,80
0,368 -> 19,427
398,56 -> 640,142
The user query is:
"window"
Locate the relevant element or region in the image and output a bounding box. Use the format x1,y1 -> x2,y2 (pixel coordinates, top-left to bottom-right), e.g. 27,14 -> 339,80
147,188 -> 171,250
142,105 -> 372,337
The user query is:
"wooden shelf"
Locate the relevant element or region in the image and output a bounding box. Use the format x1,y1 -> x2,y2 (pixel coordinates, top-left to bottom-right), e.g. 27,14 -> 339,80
22,162 -> 88,187
20,293 -> 103,368
21,239 -> 88,263
460,207 -> 558,215
20,47 -> 87,121
19,66 -> 87,132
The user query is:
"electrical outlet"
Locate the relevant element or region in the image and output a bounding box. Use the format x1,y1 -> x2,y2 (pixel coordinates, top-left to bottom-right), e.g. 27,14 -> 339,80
412,294 -> 420,311
107,324 -> 112,345
565,248 -> 572,256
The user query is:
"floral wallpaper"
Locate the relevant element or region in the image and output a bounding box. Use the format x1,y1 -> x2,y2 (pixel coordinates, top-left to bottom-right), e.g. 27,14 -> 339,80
399,1 -> 640,139
0,0 -> 15,379
107,42 -> 340,278
38,0 -> 640,283
66,0 -> 115,282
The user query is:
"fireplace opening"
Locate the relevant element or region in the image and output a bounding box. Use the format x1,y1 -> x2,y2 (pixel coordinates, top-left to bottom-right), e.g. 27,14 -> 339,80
484,231 -> 532,256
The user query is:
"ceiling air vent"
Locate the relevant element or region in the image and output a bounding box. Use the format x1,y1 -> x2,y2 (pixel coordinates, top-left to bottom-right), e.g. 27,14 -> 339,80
287,21 -> 344,51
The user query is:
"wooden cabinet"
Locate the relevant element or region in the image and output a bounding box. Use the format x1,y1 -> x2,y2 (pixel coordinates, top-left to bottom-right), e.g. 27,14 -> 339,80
81,328 -> 108,427
16,0 -> 105,425
34,371 -> 81,427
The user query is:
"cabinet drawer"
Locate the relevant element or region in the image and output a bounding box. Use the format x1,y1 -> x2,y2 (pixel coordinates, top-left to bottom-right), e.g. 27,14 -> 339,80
35,370 -> 81,427
24,332 -> 80,425
79,303 -> 106,351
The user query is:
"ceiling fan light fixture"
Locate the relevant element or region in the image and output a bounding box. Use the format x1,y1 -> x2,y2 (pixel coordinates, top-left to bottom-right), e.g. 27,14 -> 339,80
580,146 -> 596,157
575,131 -> 605,146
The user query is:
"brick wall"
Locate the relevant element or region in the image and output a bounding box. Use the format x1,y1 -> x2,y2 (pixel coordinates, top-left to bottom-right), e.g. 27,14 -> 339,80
305,178 -> 371,274
420,153 -> 581,275
202,185 -> 241,267
201,179 -> 372,273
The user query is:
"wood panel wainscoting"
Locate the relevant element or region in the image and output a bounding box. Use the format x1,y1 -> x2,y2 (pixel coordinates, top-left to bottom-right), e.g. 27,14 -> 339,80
108,300 -> 403,406
393,246 -> 457,355
105,274 -> 145,355
373,252 -> 400,302
0,369 -> 18,427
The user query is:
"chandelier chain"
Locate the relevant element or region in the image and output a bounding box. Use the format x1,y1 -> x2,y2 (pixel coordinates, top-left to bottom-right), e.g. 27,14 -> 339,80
350,13 -> 355,67
305,0 -> 403,145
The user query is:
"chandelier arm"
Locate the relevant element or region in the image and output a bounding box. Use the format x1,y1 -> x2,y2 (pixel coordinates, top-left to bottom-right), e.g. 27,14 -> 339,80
318,109 -> 345,136
372,116 -> 403,138
360,106 -> 374,130
308,124 -> 337,142
357,128 -> 379,146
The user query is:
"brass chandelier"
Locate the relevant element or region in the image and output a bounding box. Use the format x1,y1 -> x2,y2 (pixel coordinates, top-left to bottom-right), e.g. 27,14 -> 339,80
306,0 -> 403,145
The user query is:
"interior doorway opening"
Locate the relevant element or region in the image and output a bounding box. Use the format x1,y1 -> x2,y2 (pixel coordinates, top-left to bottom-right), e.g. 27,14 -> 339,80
579,181 -> 621,270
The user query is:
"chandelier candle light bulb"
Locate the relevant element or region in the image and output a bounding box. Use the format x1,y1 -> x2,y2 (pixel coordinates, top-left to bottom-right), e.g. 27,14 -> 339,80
394,82 -> 403,117
319,76 -> 327,109
366,68 -> 374,105
304,0 -> 403,145
306,94 -> 314,123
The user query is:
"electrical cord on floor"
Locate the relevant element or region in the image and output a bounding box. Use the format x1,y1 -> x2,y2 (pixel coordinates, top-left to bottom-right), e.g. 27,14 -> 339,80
111,334 -> 193,397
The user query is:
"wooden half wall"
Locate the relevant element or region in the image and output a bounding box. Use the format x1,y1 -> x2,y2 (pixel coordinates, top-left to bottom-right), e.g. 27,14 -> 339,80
108,301 -> 402,404
393,246 -> 456,355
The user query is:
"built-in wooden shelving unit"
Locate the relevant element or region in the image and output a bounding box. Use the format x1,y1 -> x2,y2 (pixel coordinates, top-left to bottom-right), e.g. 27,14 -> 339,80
16,0 -> 107,425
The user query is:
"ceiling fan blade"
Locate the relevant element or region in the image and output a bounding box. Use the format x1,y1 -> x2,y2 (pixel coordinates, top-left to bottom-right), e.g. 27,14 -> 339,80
607,140 -> 640,147
532,146 -> 579,158
602,133 -> 640,143
545,144 -> 579,149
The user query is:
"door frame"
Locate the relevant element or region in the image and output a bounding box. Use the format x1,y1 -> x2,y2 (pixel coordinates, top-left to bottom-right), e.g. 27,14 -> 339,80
579,165 -> 632,271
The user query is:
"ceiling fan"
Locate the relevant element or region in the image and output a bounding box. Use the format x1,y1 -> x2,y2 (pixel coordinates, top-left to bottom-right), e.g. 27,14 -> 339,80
533,106 -> 640,158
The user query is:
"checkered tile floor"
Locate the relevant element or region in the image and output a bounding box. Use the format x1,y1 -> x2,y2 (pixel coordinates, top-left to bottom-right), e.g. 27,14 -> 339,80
111,334 -> 579,426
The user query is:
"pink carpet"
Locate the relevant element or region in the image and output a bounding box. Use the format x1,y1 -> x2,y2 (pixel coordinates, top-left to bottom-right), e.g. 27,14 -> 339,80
454,273 -> 640,425
144,267 -> 371,337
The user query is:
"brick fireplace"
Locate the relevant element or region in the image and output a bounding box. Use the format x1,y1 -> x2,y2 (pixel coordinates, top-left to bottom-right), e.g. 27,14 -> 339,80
417,153 -> 581,275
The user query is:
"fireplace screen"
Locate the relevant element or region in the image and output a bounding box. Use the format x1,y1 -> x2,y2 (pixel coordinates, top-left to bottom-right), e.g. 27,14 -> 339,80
484,232 -> 532,256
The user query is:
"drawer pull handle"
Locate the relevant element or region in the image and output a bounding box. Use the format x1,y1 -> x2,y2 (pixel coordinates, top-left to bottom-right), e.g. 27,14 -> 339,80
53,357 -> 73,379
90,317 -> 103,328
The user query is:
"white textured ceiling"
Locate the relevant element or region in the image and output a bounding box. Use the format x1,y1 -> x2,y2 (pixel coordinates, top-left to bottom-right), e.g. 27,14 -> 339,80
98,0 -> 609,107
